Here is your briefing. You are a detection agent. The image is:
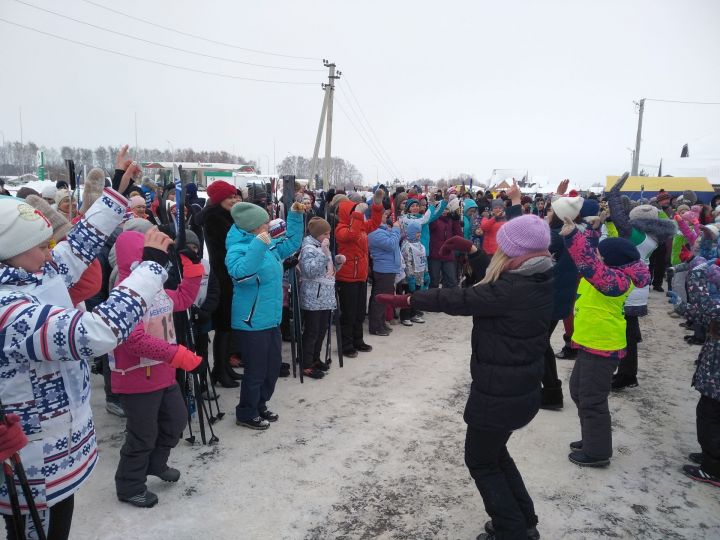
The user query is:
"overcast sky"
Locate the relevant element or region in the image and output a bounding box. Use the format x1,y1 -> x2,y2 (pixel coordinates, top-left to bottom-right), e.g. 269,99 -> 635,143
1,0 -> 719,187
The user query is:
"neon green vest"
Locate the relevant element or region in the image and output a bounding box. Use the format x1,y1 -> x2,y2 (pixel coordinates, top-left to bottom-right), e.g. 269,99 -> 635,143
573,278 -> 633,351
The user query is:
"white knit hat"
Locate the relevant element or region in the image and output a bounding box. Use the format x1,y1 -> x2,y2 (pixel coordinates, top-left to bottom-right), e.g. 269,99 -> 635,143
40,184 -> 57,200
551,196 -> 584,221
55,189 -> 71,206
0,198 -> 53,260
447,198 -> 461,213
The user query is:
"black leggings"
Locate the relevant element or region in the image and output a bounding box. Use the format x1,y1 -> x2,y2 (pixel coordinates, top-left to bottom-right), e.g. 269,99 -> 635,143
4,494 -> 74,540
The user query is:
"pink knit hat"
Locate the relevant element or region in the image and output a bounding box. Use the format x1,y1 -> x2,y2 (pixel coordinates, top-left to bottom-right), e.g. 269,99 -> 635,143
496,214 -> 551,257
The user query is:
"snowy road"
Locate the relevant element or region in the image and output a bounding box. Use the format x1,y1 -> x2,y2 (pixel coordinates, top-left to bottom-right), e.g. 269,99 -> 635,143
73,293 -> 719,539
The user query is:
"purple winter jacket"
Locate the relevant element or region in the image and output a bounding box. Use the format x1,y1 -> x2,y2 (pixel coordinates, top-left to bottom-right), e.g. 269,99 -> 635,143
429,214 -> 463,261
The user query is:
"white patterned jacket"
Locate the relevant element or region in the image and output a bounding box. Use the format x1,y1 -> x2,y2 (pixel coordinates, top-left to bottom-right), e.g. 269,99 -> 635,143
0,188 -> 168,514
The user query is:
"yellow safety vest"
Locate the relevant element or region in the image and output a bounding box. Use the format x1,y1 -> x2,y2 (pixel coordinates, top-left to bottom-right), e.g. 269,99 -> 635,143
573,278 -> 633,351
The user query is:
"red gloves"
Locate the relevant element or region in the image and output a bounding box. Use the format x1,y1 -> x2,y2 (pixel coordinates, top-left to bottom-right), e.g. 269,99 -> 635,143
440,236 -> 473,256
375,294 -> 411,309
0,414 -> 28,462
180,254 -> 205,278
170,345 -> 202,371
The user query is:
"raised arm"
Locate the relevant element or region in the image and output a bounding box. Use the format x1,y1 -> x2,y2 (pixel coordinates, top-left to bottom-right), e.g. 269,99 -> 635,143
606,173 -> 632,238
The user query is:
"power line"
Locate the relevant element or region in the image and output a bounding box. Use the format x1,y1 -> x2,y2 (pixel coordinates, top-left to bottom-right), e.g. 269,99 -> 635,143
77,0 -> 322,62
9,0 -> 323,72
0,16 -> 319,85
342,76 -> 403,179
334,96 -> 397,180
336,87 -> 401,180
645,98 -> 720,106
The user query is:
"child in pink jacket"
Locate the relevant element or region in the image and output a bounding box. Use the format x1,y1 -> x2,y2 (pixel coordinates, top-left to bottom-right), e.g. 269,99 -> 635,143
111,231 -> 204,508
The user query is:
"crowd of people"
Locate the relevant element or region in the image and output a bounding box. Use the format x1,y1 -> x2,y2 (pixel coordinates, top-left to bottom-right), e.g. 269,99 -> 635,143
1,144 -> 720,539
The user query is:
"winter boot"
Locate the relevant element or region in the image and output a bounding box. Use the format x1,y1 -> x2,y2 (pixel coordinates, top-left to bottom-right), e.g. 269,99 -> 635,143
568,451 -> 610,468
482,520 -> 540,539
149,467 -> 180,482
688,453 -> 703,465
211,331 -> 239,388
540,386 -> 563,410
611,374 -> 638,391
119,490 -> 159,508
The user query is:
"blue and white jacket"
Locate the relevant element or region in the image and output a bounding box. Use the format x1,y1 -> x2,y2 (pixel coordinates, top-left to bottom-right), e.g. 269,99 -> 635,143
226,210 -> 303,331
0,189 -> 167,516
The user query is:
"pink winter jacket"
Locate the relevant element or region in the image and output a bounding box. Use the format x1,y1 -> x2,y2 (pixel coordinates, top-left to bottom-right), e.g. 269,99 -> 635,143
111,231 -> 201,394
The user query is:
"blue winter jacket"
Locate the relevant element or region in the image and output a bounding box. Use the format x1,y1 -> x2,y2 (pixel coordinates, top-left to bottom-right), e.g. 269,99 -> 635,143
463,199 -> 478,240
368,224 -> 402,274
226,210 -> 303,331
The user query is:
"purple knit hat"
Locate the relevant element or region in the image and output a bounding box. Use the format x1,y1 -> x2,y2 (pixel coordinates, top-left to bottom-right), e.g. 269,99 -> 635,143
496,214 -> 551,257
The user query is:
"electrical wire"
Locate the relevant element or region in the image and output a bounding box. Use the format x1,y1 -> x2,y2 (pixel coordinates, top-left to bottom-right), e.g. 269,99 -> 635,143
341,76 -> 403,179
77,0 -> 322,62
645,98 -> 720,106
9,0 -> 323,72
0,16 -> 319,85
336,87 -> 401,181
334,96 -> 397,180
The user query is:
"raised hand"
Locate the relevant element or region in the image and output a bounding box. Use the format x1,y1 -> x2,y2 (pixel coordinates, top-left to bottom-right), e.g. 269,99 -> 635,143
507,180 -> 522,205
556,179 -> 570,196
115,144 -> 132,171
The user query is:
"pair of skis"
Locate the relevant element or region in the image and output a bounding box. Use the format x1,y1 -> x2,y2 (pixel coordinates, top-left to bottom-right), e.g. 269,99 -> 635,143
170,165 -> 221,445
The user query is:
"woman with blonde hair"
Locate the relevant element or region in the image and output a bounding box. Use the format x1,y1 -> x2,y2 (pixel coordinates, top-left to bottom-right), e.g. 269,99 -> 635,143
376,214 -> 553,540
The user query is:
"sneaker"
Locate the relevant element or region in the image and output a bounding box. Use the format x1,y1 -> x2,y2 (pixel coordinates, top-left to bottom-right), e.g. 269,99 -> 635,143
259,409 -> 279,422
682,465 -> 720,487
344,349 -> 358,358
415,310 -> 425,317
401,319 -> 414,327
119,490 -> 159,508
106,401 -> 126,418
689,452 -> 703,465
149,467 -> 180,482
568,451 -> 610,468
482,520 -> 540,539
302,368 -> 325,379
355,343 -> 373,352
370,330 -> 390,336
410,315 -> 425,324
611,374 -> 639,391
236,416 -> 270,430
382,325 -> 393,333
569,440 -> 583,451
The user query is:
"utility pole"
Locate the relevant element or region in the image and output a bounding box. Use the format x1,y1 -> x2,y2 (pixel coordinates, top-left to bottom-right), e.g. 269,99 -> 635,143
308,60 -> 341,190
631,98 -> 645,176
19,106 -> 24,175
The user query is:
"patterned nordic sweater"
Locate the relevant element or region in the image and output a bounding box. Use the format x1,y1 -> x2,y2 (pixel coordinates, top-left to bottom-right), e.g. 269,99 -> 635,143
0,189 -> 168,514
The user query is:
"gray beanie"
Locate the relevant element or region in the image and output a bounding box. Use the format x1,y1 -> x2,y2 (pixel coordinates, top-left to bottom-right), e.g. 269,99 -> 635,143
682,190 -> 698,205
185,229 -> 200,247
629,204 -> 659,221
123,218 -> 154,233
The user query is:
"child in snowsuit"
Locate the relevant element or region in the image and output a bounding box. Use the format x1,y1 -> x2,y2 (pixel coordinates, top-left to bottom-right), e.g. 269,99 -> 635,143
399,220 -> 428,326
299,217 -> 346,378
112,231 -> 204,508
561,218 -> 650,467
226,202 -> 304,430
0,190 -> 170,538
671,261 -> 720,486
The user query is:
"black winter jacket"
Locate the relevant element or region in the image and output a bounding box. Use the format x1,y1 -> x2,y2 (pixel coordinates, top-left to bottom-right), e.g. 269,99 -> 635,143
411,251 -> 554,431
195,203 -> 234,330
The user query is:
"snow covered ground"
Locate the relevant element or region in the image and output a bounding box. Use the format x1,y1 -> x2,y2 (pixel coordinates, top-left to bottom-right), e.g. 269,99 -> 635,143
73,292 -> 719,539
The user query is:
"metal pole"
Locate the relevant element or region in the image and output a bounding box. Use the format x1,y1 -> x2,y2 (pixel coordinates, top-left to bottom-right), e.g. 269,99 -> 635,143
324,61 -> 340,191
134,111 -> 139,160
308,89 -> 329,190
631,98 -> 645,176
19,107 -> 24,175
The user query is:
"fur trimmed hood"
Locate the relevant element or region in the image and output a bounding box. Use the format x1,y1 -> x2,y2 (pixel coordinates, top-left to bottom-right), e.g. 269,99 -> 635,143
629,217 -> 677,242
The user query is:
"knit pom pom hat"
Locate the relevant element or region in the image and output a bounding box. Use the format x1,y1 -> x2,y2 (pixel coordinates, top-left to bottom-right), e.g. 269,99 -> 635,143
447,198 -> 461,213
230,202 -> 269,232
496,214 -> 551,257
404,198 -> 420,212
629,204 -> 659,221
551,196 -> 584,221
0,198 -> 53,260
598,237 -> 640,267
580,199 -> 600,218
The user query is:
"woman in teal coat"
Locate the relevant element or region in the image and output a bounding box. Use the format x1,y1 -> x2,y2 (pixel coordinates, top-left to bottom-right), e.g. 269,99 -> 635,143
225,201 -> 305,430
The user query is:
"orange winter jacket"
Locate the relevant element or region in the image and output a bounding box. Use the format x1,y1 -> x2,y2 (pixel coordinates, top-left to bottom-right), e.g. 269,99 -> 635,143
335,200 -> 384,282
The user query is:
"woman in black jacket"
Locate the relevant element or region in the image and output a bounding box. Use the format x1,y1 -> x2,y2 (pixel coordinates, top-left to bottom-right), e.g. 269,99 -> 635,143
195,180 -> 242,388
377,214 -> 553,540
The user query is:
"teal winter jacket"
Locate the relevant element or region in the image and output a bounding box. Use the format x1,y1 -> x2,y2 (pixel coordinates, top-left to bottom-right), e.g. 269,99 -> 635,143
463,199 -> 478,240
225,210 -> 304,331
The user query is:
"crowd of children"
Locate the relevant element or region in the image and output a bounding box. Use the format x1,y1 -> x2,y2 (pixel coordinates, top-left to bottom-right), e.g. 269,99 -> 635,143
2,147 -> 720,539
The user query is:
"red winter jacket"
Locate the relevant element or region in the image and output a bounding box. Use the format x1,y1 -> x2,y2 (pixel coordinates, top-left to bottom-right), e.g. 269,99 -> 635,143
429,214 -> 463,261
335,200 -> 383,282
480,216 -> 506,255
